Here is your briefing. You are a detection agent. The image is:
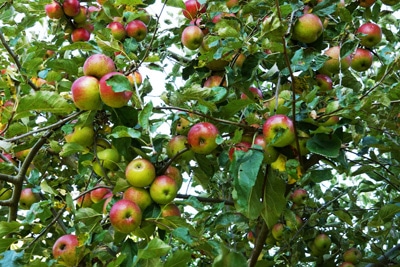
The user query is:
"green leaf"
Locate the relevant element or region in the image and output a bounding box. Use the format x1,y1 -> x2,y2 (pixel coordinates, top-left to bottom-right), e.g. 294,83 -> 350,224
213,212 -> 248,229
75,208 -> 102,225
313,0 -> 339,16
60,142 -> 88,157
0,250 -> 24,266
164,250 -> 192,267
213,244 -> 247,267
106,74 -> 132,93
164,0 -> 185,9
172,227 -> 194,245
116,0 -> 143,5
0,238 -> 18,253
306,133 -> 341,158
139,102 -> 153,130
369,204 -> 400,227
46,59 -> 79,76
0,221 -> 21,238
333,210 -> 353,226
120,239 -> 138,267
16,91 -> 75,115
59,42 -> 96,52
137,238 -> 171,260
110,126 -> 141,139
308,169 -> 334,183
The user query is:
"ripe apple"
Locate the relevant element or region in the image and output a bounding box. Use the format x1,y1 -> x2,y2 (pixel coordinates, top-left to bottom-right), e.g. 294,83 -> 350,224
271,222 -> 285,241
125,158 -> 156,187
149,175 -> 179,204
123,186 -> 153,211
107,21 -> 126,41
125,20 -> 147,42
71,76 -> 102,110
73,6 -> 87,24
356,22 -> 382,48
313,233 -> 332,253
343,247 -> 362,264
228,141 -> 251,161
338,263 -> 355,267
102,193 -> 113,214
381,0 -> 396,5
351,48 -> 373,72
319,46 -> 352,75
359,0 -> 376,7
71,28 -> 90,42
292,13 -> 323,43
263,114 -> 295,148
45,1 -> 64,19
247,231 -> 255,243
52,234 -> 81,266
182,0 -> 205,20
291,188 -> 308,205
0,187 -> 12,200
187,122 -> 219,154
240,86 -> 263,100
76,193 -> 93,208
62,0 -> 80,17
127,71 -> 142,87
65,125 -> 95,147
83,53 -> 116,79
90,186 -> 112,203
19,188 -> 40,210
109,199 -> 142,234
315,74 -> 333,91
204,75 -> 225,88
164,165 -> 183,190
99,72 -> 133,108
181,25 -> 204,50
161,203 -> 181,217
166,135 -> 194,162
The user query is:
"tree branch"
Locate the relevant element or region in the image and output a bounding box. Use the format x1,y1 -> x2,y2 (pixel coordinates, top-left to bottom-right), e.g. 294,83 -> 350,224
365,244 -> 400,267
176,193 -> 234,206
248,221 -> 269,267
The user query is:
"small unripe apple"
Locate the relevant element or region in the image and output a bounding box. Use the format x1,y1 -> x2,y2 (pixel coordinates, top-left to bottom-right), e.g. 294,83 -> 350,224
149,175 -> 179,204
125,158 -> 156,188
343,247 -> 362,264
83,54 -> 116,79
62,0 -> 80,17
71,76 -> 102,110
109,199 -> 142,233
313,233 -> 331,253
356,22 -> 382,48
45,1 -> 64,19
71,28 -> 90,42
125,20 -> 148,42
96,147 -> 120,171
351,48 -> 373,72
291,188 -> 308,205
52,234 -> 81,266
175,116 -> 191,135
107,21 -> 126,41
292,13 -> 324,44
19,188 -> 40,210
187,122 -> 219,154
181,25 -> 204,50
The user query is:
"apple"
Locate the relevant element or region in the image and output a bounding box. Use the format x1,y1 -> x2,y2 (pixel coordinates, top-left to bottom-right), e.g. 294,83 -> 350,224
95,138 -> 111,152
315,74 -> 333,91
319,46 -> 352,75
125,158 -> 156,187
313,233 -> 331,253
241,86 -> 263,100
226,0 -> 239,9
73,6 -> 87,24
271,222 -> 285,241
263,114 -> 295,148
228,141 -> 251,161
71,76 -> 102,110
181,25 -> 204,50
381,0 -> 396,5
351,48 -> 373,72
338,263 -> 355,267
291,188 -> 308,205
109,199 -> 142,234
212,12 -> 236,24
52,234 -> 81,266
161,203 -> 181,217
90,186 -> 112,203
83,54 -> 116,79
182,0 -> 205,20
62,0 -> 80,17
292,13 -> 323,44
123,186 -> 153,211
107,21 -> 126,41
125,20 -> 147,42
102,193 -> 113,214
19,188 -> 40,210
164,166 -> 183,190
166,135 -> 194,162
343,247 -> 362,264
71,28 -> 90,42
204,75 -> 225,88
187,122 -> 219,154
175,116 -> 191,135
0,187 -> 12,200
137,8 -> 151,24
356,22 -> 382,48
127,71 -> 142,87
359,0 -> 376,8
45,1 -> 64,19
76,193 -> 93,208
65,125 -> 95,147
95,147 -> 120,171
286,215 -> 303,231
99,72 -> 133,108
149,175 -> 179,204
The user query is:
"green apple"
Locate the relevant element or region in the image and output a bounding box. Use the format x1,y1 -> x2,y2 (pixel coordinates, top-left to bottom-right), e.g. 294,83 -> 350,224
263,114 -> 295,147
313,233 -> 331,253
149,175 -> 179,204
381,0 -> 396,5
96,147 -> 120,170
0,187 -> 12,200
158,203 -> 182,230
292,14 -> 323,43
109,199 -> 142,234
271,222 -> 285,241
123,186 -> 153,211
187,122 -> 219,154
291,188 -> 308,205
166,135 -> 194,162
343,247 -> 362,264
125,158 -> 156,187
65,125 -> 95,148
52,234 -> 82,266
107,21 -> 126,41
264,144 -> 280,164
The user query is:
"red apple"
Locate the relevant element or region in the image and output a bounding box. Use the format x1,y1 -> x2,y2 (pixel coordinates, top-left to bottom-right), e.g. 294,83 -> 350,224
240,86 -> 263,100
125,158 -> 156,187
73,6 -> 87,24
343,247 -> 362,264
125,20 -> 147,42
45,1 -> 64,19
109,199 -> 142,233
76,193 -> 93,208
263,114 -> 295,148
52,234 -> 81,266
19,188 -> 40,210
149,175 -> 179,204
182,0 -> 205,20
90,186 -> 112,203
356,22 -> 382,48
99,72 -> 133,108
161,203 -> 181,217
83,54 -> 116,79
181,25 -> 204,50
359,0 -> 376,8
71,28 -> 90,42
292,13 -> 323,43
107,21 -> 126,41
271,222 -> 285,240
228,141 -> 251,161
62,0 -> 80,17
319,46 -> 352,75
351,48 -> 373,72
71,76 -> 102,110
123,186 -> 153,211
291,188 -> 308,205
315,74 -> 333,91
164,165 -> 183,189
204,75 -> 224,88
187,122 -> 219,154
166,135 -> 194,162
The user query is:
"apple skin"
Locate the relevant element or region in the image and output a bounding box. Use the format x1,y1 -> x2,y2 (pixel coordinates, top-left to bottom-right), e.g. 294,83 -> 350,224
96,147 -> 120,171
343,247 -> 362,264
71,28 -> 90,42
315,74 -> 333,91
263,114 -> 295,148
62,0 -> 80,17
65,125 -> 95,147
182,0 -> 205,20
123,186 -> 153,211
109,199 -> 142,234
381,0 -> 396,5
175,116 -> 191,135
19,188 -> 40,210
99,72 -> 133,108
161,203 -> 181,217
319,46 -> 352,75
90,186 -> 112,203
204,75 -> 224,88
83,54 -> 116,79
338,262 -> 355,267
291,188 -> 308,205
228,141 -> 251,161
351,48 -> 373,72
166,135 -> 194,162
76,193 -> 93,208
292,14 -> 323,44
181,25 -> 204,50
164,166 -> 183,189
73,6 -> 87,24
71,76 -> 102,110
52,234 -> 80,266
271,223 -> 285,241
127,71 -> 142,87
125,158 -> 156,187
187,122 -> 219,154
149,175 -> 179,205
286,215 -> 303,231
107,21 -> 126,41
0,187 -> 12,200
313,233 -> 332,253
241,86 -> 263,100
125,20 -> 147,42
45,1 -> 64,19
359,0 -> 376,8
356,22 -> 382,48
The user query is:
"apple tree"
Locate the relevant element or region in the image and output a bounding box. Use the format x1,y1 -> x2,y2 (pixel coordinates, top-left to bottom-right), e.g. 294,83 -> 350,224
0,0 -> 399,266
